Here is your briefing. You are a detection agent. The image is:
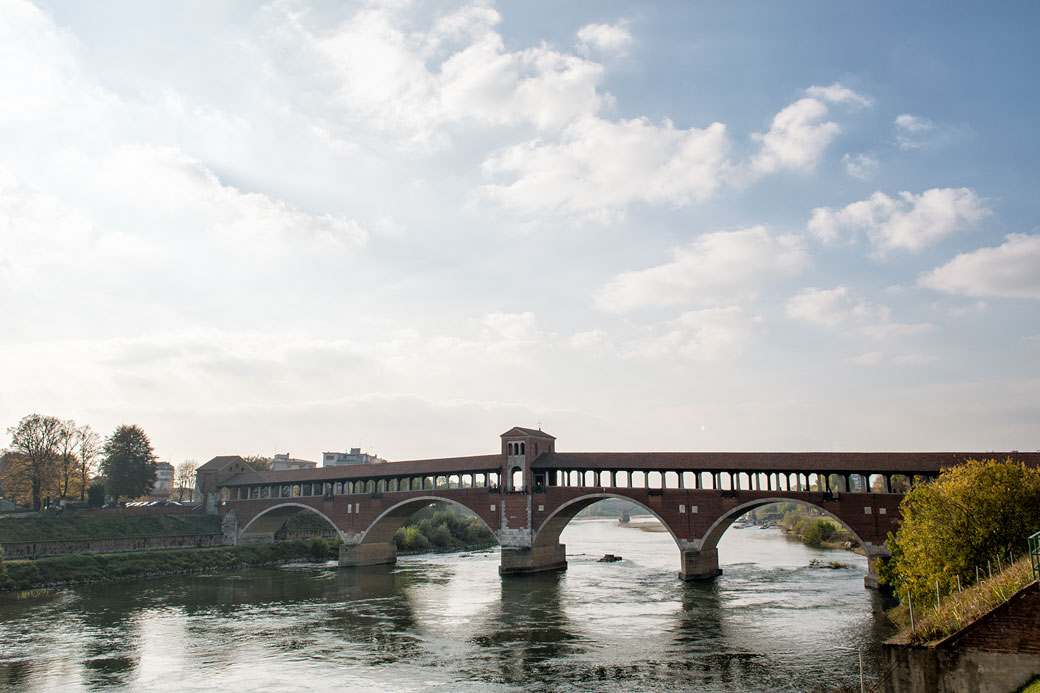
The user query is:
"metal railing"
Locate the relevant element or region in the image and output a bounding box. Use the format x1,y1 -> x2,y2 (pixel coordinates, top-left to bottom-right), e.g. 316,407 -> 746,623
1030,530 -> 1040,581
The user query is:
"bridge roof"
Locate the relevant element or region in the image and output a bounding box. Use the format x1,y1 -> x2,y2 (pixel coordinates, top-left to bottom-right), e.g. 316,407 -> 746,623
217,454 -> 503,487
531,451 -> 1040,474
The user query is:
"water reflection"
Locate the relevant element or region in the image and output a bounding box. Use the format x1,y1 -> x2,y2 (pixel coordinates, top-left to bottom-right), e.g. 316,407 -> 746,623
470,571 -> 580,682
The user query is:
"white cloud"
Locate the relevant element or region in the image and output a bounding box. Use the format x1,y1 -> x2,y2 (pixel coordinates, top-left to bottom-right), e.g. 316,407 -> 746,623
842,153 -> 878,180
807,187 -> 989,252
0,0 -> 117,129
786,286 -> 934,339
919,233 -> 1040,300
785,286 -> 888,326
749,97 -> 839,175
576,20 -> 632,56
298,2 -> 609,146
626,307 -> 762,361
480,81 -> 876,220
894,113 -> 933,149
748,84 -> 871,177
481,311 -> 543,342
946,301 -> 987,317
847,351 -> 936,366
0,167 -> 95,280
480,116 -> 730,220
848,351 -> 884,366
105,145 -> 364,242
806,83 -> 874,107
568,329 -> 608,350
596,226 -> 809,312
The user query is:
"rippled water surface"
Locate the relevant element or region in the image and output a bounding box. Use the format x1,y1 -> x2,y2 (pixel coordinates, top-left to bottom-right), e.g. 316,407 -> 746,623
0,520 -> 896,691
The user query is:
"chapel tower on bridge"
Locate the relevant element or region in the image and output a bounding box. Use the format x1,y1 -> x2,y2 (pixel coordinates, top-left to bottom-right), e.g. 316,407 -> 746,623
500,426 -> 555,492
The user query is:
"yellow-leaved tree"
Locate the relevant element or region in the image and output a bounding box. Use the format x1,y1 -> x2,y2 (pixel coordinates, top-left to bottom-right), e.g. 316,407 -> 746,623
881,459 -> 1040,608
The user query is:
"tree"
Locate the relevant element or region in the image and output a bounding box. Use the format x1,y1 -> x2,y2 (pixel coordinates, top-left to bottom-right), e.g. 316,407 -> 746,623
881,458 -> 1040,608
0,450 -> 31,505
55,419 -> 82,500
243,455 -> 274,471
7,414 -> 63,510
175,459 -> 199,501
100,424 -> 158,502
76,425 -> 102,501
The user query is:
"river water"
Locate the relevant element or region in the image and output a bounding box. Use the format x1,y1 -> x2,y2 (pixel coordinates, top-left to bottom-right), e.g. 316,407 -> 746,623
0,518 -> 895,692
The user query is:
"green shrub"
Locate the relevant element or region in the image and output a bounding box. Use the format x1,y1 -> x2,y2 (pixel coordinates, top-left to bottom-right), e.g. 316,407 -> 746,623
803,519 -> 832,548
308,536 -> 330,560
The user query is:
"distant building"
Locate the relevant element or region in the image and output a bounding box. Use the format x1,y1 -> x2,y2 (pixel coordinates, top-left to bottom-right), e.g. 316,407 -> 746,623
271,453 -> 317,471
196,455 -> 253,512
323,447 -> 386,467
153,461 -> 175,499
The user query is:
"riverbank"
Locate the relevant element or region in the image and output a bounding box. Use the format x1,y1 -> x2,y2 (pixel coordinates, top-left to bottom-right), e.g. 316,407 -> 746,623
1,538 -> 339,592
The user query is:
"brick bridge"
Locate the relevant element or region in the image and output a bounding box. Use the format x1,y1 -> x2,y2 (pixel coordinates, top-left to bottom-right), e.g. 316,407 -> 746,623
197,427 -> 1040,587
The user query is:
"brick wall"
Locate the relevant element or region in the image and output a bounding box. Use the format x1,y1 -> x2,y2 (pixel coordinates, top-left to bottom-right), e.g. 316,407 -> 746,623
944,582 -> 1040,654
882,581 -> 1040,693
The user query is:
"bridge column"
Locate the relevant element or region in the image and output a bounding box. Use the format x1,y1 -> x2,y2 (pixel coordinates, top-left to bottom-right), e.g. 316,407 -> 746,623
499,544 -> 567,576
679,547 -> 721,581
338,541 -> 397,568
863,547 -> 891,590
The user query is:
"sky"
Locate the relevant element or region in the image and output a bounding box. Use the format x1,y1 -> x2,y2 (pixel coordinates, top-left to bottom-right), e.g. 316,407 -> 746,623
2,0 -> 1039,464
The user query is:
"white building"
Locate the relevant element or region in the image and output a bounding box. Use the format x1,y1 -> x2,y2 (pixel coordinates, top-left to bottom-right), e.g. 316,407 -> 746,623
153,461 -> 175,498
322,448 -> 386,467
271,453 -> 317,471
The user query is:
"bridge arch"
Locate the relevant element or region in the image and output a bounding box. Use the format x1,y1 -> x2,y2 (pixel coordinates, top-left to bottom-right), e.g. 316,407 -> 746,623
238,502 -> 345,542
359,495 -> 498,546
699,497 -> 868,553
533,493 -> 681,549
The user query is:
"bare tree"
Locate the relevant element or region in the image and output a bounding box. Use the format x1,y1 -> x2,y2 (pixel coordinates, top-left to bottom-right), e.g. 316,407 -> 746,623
7,414 -> 63,510
55,420 -> 80,500
175,459 -> 199,502
76,425 -> 101,501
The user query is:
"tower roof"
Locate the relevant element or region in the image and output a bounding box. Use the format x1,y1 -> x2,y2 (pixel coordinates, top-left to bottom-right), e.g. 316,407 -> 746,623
500,426 -> 555,440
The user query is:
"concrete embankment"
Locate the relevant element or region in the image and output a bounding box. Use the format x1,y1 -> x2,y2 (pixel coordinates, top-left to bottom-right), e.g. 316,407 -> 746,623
881,581 -> 1040,693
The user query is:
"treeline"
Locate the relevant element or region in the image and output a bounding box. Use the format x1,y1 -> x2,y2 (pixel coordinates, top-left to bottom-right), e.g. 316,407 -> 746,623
0,413 -> 185,510
1,415 -> 101,509
392,504 -> 496,553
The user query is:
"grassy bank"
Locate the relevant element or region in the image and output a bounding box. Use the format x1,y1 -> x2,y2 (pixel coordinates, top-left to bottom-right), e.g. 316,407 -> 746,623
887,558 -> 1036,644
0,514 -> 220,542
2,537 -> 339,591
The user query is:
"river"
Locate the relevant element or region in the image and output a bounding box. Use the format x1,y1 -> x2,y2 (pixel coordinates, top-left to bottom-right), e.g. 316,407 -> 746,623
0,518 -> 896,692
